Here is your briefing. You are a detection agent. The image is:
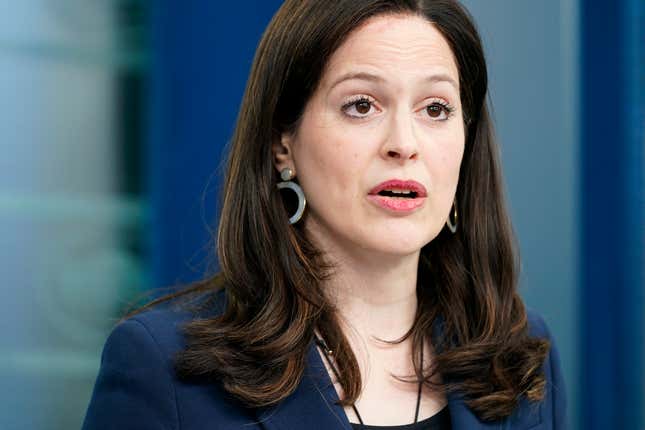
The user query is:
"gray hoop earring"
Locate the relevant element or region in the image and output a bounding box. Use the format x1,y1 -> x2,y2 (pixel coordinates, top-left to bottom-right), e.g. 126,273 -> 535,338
446,199 -> 458,234
277,168 -> 306,224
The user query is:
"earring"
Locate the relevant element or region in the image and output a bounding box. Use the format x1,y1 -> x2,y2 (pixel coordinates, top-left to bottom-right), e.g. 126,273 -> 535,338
277,167 -> 306,224
446,198 -> 458,234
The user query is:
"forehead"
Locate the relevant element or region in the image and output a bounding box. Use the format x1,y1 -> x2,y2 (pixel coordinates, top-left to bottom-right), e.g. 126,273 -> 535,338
322,13 -> 459,89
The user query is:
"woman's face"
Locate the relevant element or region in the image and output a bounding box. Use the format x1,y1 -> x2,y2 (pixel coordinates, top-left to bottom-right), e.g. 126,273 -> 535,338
275,14 -> 465,258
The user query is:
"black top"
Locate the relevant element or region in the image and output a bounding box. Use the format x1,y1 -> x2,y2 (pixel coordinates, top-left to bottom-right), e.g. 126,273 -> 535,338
351,406 -> 451,430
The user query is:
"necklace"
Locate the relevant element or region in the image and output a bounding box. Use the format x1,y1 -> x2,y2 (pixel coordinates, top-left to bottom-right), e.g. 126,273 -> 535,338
314,334 -> 424,427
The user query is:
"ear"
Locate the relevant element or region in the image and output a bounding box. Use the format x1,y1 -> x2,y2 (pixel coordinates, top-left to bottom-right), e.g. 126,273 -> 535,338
272,132 -> 296,175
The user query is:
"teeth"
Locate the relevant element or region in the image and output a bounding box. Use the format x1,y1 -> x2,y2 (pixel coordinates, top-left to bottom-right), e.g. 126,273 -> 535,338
385,189 -> 412,194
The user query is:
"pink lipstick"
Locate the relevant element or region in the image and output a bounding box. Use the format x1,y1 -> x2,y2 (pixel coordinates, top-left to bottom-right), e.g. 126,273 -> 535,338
367,179 -> 427,213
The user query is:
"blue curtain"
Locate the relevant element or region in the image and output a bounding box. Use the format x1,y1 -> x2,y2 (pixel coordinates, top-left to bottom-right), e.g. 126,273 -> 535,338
580,0 -> 644,428
147,2 -> 283,288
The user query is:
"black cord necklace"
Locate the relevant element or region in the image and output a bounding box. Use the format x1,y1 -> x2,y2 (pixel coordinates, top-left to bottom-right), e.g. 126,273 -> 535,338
314,334 -> 424,427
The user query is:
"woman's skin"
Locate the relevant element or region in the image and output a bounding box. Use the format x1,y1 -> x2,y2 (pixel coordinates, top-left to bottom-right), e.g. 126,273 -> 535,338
272,13 -> 465,425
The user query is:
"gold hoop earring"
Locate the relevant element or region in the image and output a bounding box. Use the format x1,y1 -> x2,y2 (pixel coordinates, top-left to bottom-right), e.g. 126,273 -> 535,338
446,199 -> 458,234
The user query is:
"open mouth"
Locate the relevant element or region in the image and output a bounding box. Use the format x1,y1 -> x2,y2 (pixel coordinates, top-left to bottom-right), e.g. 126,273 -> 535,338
367,179 -> 427,212
377,189 -> 419,198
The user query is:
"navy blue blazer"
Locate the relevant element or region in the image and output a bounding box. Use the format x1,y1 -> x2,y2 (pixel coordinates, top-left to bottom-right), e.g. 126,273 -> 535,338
82,289 -> 567,429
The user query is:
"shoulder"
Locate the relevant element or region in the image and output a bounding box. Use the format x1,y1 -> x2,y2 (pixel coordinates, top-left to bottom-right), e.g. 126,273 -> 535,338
524,307 -> 568,428
525,307 -> 553,339
82,287 -> 231,430
120,287 -> 228,356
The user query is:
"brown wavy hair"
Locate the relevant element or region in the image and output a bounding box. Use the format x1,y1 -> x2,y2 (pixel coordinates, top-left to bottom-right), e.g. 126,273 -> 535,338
132,0 -> 550,422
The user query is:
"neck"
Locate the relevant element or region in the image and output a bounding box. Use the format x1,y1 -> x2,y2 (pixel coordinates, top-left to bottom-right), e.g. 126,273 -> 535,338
308,225 -> 421,344
328,254 -> 419,341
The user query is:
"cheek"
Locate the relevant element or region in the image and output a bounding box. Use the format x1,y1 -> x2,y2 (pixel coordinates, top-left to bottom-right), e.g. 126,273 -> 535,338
293,106 -> 368,192
425,130 -> 465,188
293,131 -> 364,204
445,147 -> 464,183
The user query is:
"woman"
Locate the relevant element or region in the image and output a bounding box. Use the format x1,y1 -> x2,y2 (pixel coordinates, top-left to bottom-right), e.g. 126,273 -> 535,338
83,0 -> 567,429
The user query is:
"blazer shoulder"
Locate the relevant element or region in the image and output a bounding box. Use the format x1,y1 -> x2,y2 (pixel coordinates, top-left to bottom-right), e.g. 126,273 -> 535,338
82,287 -> 229,430
525,307 -> 554,340
126,287 -> 228,355
524,307 -> 568,428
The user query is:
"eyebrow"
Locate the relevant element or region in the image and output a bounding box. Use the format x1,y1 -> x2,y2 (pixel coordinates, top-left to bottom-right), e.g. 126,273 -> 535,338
329,71 -> 459,92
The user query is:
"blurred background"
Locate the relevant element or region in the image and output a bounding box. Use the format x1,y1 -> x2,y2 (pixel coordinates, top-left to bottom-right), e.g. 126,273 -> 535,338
0,1 -> 642,429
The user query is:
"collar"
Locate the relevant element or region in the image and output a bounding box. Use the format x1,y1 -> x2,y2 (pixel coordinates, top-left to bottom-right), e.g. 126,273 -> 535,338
255,318 -> 504,430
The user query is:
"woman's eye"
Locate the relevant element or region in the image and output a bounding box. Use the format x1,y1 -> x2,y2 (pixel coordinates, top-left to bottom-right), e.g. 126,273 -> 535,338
342,98 -> 376,118
342,98 -> 454,120
425,102 -> 452,120
354,101 -> 372,115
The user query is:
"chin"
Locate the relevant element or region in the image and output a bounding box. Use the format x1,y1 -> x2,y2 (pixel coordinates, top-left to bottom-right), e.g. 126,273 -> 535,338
306,213 -> 440,258
354,226 -> 439,257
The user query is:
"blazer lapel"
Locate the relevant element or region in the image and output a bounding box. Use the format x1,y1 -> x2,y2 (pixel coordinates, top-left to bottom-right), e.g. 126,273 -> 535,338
257,341 -> 352,430
258,318 -> 502,430
433,317 -> 502,430
447,390 -> 502,430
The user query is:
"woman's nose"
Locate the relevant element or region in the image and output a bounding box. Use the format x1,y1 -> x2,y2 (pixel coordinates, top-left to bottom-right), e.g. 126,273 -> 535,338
381,113 -> 419,162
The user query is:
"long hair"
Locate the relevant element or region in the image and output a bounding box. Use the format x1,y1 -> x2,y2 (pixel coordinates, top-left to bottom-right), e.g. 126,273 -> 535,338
133,0 -> 549,421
